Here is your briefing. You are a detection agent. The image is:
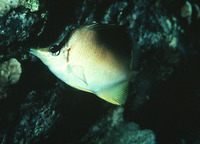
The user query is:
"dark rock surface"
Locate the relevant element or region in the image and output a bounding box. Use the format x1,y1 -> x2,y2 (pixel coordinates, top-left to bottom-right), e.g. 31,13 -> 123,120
0,0 -> 200,144
82,107 -> 156,144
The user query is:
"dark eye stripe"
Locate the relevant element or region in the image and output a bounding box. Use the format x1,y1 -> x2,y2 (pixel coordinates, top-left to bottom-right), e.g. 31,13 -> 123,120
48,27 -> 75,56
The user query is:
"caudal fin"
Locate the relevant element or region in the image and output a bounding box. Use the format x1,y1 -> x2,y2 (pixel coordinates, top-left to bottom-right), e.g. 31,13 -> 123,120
96,81 -> 129,105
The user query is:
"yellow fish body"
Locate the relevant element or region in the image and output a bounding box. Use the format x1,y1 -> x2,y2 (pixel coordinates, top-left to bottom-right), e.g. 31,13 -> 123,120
30,24 -> 134,105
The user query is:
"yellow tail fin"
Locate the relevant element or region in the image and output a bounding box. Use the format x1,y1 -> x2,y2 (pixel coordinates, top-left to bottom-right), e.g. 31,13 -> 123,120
96,81 -> 129,105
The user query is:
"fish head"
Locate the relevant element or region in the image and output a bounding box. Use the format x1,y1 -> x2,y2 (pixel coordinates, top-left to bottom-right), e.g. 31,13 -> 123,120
30,47 -> 67,71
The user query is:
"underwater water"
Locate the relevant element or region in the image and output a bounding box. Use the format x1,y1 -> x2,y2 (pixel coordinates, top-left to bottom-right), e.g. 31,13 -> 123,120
0,0 -> 200,144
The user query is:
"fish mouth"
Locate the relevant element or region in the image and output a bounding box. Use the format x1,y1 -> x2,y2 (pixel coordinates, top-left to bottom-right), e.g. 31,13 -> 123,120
29,48 -> 49,57
29,48 -> 41,58
29,48 -> 57,66
29,48 -> 38,55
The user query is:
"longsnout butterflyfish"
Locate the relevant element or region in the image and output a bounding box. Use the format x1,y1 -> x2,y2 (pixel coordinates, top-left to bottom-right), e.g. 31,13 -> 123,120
30,24 -> 134,105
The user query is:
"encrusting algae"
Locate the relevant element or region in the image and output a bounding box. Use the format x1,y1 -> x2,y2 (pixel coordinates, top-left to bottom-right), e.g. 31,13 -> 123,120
30,24 -> 134,105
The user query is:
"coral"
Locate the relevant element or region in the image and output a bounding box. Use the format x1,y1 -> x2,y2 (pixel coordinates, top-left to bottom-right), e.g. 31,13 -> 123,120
0,0 -> 21,17
0,58 -> 22,98
0,8 -> 44,60
0,0 -> 40,17
0,0 -> 46,61
21,0 -> 40,12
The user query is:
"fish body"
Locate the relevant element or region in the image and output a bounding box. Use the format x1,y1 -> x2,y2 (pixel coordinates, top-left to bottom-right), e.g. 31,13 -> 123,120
30,24 -> 134,105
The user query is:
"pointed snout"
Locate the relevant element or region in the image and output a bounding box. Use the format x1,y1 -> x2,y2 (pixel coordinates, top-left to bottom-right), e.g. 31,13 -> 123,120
29,48 -> 60,67
29,48 -> 38,56
30,48 -> 49,57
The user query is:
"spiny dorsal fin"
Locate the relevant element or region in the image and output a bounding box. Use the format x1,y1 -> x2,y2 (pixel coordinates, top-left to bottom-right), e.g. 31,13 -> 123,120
96,81 -> 129,105
85,23 -> 118,30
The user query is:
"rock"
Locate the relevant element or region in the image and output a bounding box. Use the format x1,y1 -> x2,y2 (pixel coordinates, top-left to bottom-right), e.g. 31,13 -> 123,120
0,0 -> 199,143
0,0 -> 40,17
82,107 -> 156,144
181,1 -> 192,24
21,0 -> 40,12
13,90 -> 62,144
0,0 -> 47,61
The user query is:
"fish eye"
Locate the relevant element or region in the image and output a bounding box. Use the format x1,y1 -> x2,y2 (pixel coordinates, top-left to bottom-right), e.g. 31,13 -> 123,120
49,45 -> 61,56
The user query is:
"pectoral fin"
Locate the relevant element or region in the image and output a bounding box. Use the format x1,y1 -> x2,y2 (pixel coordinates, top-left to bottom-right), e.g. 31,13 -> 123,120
96,81 -> 129,105
71,65 -> 88,85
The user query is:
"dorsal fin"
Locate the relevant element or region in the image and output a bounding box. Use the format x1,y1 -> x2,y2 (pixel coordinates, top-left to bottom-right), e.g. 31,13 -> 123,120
96,81 -> 129,105
85,23 -> 119,30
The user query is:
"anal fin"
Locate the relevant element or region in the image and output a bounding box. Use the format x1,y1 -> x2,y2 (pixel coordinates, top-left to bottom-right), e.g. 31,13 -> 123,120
96,81 -> 129,105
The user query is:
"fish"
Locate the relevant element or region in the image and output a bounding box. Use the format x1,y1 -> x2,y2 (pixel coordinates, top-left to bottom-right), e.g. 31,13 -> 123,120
30,24 -> 134,105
